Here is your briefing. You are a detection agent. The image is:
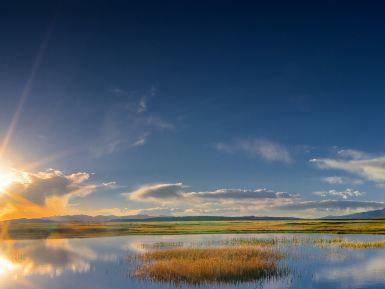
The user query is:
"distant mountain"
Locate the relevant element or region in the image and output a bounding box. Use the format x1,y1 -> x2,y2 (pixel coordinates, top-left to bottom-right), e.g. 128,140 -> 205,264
110,215 -> 300,222
5,214 -> 300,224
322,208 -> 385,220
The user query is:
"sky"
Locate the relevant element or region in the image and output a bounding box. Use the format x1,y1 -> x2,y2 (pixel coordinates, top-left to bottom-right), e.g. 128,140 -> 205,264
0,0 -> 385,219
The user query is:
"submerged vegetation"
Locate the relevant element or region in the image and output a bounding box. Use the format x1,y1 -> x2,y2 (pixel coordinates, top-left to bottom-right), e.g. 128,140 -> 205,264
1,220 -> 385,239
133,246 -> 287,285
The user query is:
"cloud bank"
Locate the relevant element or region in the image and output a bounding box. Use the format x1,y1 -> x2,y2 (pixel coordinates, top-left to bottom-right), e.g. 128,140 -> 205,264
123,181 -> 383,217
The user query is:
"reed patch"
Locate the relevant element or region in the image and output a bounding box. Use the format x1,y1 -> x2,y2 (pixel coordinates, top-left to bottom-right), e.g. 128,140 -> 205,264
315,238 -> 385,249
133,246 -> 288,285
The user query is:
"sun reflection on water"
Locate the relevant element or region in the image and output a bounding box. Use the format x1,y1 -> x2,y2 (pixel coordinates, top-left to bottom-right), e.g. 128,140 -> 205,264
0,256 -> 16,276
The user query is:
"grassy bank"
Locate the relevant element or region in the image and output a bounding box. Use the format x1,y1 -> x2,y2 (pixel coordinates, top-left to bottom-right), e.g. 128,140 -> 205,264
0,219 -> 384,240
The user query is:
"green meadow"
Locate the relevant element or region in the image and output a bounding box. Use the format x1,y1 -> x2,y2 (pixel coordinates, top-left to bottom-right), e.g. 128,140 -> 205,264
1,219 -> 384,240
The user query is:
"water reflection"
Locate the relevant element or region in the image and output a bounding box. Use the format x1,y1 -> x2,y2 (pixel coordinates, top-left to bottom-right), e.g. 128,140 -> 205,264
316,252 -> 385,285
0,239 -> 96,278
0,234 -> 382,289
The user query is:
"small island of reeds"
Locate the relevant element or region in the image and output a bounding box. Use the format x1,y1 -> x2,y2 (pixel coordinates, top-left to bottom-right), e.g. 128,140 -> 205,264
133,246 -> 288,285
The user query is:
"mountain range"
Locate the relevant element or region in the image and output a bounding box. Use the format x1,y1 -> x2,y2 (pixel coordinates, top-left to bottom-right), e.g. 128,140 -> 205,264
4,208 -> 385,223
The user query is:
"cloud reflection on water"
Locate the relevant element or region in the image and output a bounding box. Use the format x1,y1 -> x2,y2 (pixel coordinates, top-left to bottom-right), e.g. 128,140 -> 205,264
0,239 -> 96,279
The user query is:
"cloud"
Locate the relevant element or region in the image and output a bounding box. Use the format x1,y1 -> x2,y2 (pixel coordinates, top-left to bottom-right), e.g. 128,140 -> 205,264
91,87 -> 173,157
322,176 -> 363,185
336,149 -> 370,160
5,169 -> 91,206
279,200 -> 384,211
313,189 -> 364,199
0,168 -> 110,220
216,138 -> 292,163
122,180 -> 382,217
311,150 -> 385,183
123,183 -> 187,202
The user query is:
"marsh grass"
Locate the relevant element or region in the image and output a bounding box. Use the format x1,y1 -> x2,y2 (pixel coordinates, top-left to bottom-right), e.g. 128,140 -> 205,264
141,237 -> 313,250
133,246 -> 288,285
315,238 -> 385,249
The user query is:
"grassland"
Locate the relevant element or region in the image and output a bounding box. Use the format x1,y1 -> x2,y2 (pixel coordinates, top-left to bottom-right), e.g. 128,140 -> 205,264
0,219 -> 384,240
133,246 -> 287,285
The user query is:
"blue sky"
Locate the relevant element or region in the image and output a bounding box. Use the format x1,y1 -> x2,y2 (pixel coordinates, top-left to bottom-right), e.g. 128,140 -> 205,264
0,0 -> 385,219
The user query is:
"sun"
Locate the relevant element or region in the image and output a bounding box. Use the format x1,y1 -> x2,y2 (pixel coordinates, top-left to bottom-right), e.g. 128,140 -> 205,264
0,171 -> 14,192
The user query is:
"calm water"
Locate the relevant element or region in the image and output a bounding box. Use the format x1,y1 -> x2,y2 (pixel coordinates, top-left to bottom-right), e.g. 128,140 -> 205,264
0,234 -> 384,289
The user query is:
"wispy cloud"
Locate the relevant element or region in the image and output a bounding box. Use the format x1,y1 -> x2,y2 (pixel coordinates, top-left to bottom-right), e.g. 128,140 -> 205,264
91,87 -> 173,157
216,138 -> 292,163
322,176 -> 364,185
188,188 -> 296,200
311,149 -> 385,183
336,149 -> 370,160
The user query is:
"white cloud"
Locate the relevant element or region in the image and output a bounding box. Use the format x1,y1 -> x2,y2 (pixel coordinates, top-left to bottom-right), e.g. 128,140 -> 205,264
311,149 -> 385,183
216,138 -> 292,163
313,189 -> 364,199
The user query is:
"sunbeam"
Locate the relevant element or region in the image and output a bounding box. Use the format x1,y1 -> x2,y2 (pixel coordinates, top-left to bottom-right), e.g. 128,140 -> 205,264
0,17 -> 56,158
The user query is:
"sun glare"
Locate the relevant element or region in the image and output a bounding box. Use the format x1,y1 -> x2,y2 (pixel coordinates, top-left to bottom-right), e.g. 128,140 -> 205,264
0,171 -> 14,192
0,256 -> 15,276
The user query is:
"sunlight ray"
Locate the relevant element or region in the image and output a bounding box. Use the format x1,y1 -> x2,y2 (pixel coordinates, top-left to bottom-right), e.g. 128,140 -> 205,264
0,18 -> 56,158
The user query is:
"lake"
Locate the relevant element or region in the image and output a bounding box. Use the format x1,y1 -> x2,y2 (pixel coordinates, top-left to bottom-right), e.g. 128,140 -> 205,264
0,234 -> 384,289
